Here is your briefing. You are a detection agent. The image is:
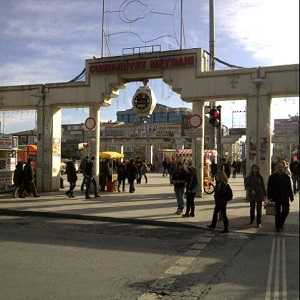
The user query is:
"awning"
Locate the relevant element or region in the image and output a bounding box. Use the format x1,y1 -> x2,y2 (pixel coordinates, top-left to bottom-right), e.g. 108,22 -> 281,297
99,151 -> 124,160
176,149 -> 192,157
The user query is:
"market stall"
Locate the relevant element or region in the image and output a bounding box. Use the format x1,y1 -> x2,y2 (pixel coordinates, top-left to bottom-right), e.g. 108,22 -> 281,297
0,135 -> 18,192
99,151 -> 124,192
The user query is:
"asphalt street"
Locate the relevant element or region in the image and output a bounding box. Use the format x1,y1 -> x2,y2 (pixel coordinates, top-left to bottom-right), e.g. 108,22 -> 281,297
0,215 -> 298,300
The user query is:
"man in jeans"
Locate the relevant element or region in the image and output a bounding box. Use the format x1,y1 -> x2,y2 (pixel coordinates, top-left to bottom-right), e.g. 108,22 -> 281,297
171,161 -> 187,215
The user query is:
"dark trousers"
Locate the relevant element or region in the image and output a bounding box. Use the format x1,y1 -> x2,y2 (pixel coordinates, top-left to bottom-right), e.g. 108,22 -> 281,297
24,181 -> 38,196
185,192 -> 196,215
67,181 -> 76,197
275,201 -> 290,230
249,199 -> 262,225
128,179 -> 135,193
211,201 -> 229,229
118,178 -> 126,192
85,176 -> 97,198
81,176 -> 86,191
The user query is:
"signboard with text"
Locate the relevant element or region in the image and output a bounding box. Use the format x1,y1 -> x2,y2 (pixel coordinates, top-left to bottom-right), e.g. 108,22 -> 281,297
90,55 -> 196,74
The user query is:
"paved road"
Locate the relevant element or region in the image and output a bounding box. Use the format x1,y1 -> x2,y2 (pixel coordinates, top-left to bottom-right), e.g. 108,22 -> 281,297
0,216 -> 298,300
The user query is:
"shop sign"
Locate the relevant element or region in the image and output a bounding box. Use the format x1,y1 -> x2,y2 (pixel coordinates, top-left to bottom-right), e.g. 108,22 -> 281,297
90,55 -> 195,74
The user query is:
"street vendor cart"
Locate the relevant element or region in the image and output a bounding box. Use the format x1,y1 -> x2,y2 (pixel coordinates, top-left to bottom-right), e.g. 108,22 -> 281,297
99,151 -> 124,192
0,135 -> 18,193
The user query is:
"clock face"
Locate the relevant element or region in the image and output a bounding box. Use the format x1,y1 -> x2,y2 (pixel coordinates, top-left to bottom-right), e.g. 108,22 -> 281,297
133,93 -> 151,112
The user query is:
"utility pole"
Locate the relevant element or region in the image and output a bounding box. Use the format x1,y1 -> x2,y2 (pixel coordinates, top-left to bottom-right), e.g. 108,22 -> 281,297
180,0 -> 183,50
101,0 -> 105,57
208,0 -> 217,151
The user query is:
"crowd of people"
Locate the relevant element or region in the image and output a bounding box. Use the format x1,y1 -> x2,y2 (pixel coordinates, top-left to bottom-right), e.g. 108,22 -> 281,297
163,156 -> 298,233
12,153 -> 299,233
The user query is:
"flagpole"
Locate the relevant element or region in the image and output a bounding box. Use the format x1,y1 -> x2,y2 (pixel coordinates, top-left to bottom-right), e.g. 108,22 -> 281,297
180,0 -> 183,50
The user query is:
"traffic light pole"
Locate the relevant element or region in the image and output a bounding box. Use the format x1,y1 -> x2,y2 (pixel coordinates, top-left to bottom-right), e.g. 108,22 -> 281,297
208,0 -> 217,150
217,105 -> 223,166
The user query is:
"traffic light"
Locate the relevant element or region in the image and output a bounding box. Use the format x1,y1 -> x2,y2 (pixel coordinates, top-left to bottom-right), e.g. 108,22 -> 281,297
209,107 -> 221,127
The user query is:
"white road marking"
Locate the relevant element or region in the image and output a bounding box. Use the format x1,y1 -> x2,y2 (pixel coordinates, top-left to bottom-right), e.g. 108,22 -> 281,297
282,238 -> 287,300
265,237 -> 276,300
137,233 -> 214,299
138,293 -> 161,300
165,265 -> 188,275
274,237 -> 280,300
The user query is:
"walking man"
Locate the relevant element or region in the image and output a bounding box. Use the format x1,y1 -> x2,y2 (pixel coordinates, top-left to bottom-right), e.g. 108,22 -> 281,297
85,157 -> 100,199
172,161 -> 187,215
267,161 -> 294,232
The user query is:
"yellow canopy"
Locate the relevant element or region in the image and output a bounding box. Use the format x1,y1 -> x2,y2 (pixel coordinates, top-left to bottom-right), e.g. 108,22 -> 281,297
99,151 -> 124,160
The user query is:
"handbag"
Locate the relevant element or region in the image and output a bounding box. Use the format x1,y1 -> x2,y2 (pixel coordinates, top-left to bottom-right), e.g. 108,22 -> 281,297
264,201 -> 276,216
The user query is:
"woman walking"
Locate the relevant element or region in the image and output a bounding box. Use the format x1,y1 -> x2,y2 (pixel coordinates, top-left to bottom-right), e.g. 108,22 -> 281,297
208,170 -> 233,233
245,164 -> 266,227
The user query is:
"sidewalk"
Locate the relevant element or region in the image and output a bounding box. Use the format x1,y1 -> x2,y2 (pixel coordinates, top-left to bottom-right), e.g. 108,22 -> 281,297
0,174 -> 298,236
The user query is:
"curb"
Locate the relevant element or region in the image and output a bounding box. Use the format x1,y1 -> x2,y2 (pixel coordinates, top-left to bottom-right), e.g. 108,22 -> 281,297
0,208 -> 206,230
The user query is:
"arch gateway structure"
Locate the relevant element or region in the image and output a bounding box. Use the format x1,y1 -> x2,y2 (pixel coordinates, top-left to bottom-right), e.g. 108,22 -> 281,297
0,48 -> 299,193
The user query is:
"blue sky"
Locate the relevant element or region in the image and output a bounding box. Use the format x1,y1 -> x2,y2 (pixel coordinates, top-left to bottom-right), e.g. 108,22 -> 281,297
0,0 -> 299,133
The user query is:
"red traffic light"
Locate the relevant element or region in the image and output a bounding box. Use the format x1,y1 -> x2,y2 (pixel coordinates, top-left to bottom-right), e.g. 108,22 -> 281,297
209,108 -> 221,127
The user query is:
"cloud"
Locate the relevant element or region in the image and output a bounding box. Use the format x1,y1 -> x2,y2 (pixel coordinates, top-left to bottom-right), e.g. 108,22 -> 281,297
217,0 -> 299,65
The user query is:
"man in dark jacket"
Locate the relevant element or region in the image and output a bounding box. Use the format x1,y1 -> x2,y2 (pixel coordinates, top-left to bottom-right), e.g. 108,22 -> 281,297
13,161 -> 25,198
172,161 -> 187,215
182,161 -> 198,217
85,157 -> 100,199
290,159 -> 299,194
117,161 -> 127,192
267,161 -> 294,232
23,158 -> 39,197
66,159 -> 77,198
126,159 -> 138,193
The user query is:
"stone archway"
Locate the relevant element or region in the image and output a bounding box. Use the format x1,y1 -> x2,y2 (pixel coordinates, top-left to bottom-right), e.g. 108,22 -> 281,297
0,48 -> 298,191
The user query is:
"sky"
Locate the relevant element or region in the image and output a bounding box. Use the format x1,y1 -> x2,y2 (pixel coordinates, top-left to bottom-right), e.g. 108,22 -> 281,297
0,0 -> 299,133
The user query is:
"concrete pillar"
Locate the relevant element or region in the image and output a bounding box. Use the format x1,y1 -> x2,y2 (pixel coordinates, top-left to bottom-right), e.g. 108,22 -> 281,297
246,97 -> 258,175
192,100 -> 205,197
145,144 -> 153,164
36,106 -> 62,192
258,95 -> 272,184
246,95 -> 272,184
89,104 -> 101,186
120,144 -> 124,162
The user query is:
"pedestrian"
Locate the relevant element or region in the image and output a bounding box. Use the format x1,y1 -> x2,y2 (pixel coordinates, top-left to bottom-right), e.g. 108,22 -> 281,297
267,161 -> 294,232
162,159 -> 168,176
244,164 -> 266,228
232,160 -> 237,178
117,161 -> 127,192
127,159 -> 138,193
13,161 -> 25,198
172,161 -> 187,215
168,159 -> 176,184
208,170 -> 233,233
23,158 -> 39,197
182,161 -> 198,218
65,159 -> 77,198
290,159 -> 299,194
85,157 -> 100,199
223,159 -> 231,179
135,157 -> 143,184
80,156 -> 88,191
211,161 -> 217,181
140,161 -> 148,184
